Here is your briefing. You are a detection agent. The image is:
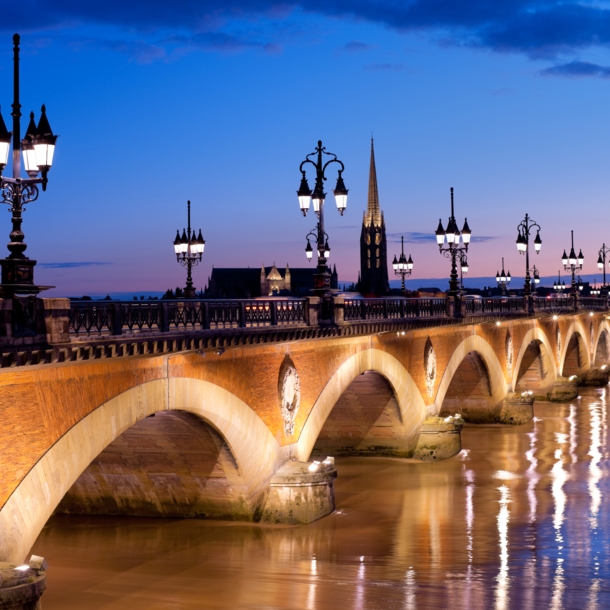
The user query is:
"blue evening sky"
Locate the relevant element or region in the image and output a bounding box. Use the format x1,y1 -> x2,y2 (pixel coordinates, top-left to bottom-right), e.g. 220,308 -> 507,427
2,1 -> 610,295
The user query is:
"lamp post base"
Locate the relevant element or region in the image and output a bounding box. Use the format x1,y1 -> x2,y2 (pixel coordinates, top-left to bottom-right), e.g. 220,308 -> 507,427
313,270 -> 331,295
0,259 -> 52,297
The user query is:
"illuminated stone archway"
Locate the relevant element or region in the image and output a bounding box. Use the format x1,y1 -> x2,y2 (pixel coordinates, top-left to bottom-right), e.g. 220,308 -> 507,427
593,320 -> 610,366
560,321 -> 591,376
434,334 -> 507,416
511,326 -> 557,392
0,378 -> 282,565
295,349 -> 426,462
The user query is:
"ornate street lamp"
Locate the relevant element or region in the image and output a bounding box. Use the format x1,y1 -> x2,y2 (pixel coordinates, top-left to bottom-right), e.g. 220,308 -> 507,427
553,270 -> 567,292
435,187 -> 471,297
392,236 -> 414,295
173,200 -> 205,299
495,258 -> 511,295
0,34 -> 58,296
515,214 -> 541,309
591,279 -> 601,296
561,230 -> 583,300
297,140 -> 347,294
597,243 -> 610,294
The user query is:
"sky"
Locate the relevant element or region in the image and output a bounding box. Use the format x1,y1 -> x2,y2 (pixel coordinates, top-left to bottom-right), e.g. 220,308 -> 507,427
2,1 -> 610,296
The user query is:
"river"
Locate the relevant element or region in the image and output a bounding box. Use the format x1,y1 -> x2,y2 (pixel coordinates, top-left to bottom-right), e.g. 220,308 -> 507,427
32,387 -> 610,609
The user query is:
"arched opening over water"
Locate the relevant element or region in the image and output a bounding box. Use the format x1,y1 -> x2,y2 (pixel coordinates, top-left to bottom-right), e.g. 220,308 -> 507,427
0,378 -> 282,564
515,340 -> 553,392
439,351 -> 494,421
562,332 -> 588,377
594,329 -> 610,366
295,349 -> 426,463
55,411 -> 251,520
311,371 -> 410,458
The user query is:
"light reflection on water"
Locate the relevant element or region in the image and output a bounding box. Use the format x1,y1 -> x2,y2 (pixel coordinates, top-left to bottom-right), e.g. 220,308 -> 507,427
32,388 -> 610,609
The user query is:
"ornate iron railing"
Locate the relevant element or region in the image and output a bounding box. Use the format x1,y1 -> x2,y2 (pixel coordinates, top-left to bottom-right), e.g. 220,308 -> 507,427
343,298 -> 447,321
70,299 -> 308,336
70,295 -> 610,338
464,297 -> 526,314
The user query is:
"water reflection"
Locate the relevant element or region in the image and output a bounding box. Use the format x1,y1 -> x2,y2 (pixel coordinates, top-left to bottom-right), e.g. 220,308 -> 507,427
32,388 -> 610,609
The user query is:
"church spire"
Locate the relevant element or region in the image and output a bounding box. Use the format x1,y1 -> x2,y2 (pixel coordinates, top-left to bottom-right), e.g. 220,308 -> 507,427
365,138 -> 382,227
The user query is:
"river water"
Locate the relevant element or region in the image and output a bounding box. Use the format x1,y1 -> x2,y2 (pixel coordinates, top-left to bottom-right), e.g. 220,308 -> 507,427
32,387 -> 610,609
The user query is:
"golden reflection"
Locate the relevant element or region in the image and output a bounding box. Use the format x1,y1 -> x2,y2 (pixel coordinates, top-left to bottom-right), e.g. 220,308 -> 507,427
494,484 -> 510,610
550,417 -> 570,610
569,404 -> 578,464
404,567 -> 416,610
525,425 -> 539,523
306,557 -> 317,610
354,558 -> 366,610
588,401 -> 602,529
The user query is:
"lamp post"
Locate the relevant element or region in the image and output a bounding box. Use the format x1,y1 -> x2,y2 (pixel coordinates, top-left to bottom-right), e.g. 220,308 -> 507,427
597,243 -> 610,295
553,270 -> 567,293
561,230 -> 583,306
515,214 -> 541,313
591,279 -> 601,296
495,258 -> 511,295
297,140 -> 347,294
435,188 -> 471,298
0,34 -> 58,296
392,236 -> 414,295
172,200 -> 205,299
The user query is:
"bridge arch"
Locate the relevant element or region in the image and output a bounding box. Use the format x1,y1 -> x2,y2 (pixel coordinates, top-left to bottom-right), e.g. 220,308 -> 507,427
0,378 -> 282,565
560,321 -> 591,376
511,326 -> 557,392
434,334 -> 506,415
295,348 -> 426,461
593,320 -> 610,366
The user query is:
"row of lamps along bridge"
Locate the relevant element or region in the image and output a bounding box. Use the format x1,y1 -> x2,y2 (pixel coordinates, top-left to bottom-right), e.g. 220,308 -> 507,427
0,34 -> 607,302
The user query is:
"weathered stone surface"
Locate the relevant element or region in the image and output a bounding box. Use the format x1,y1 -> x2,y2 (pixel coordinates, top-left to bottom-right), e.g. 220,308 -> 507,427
547,378 -> 579,403
497,394 -> 534,425
311,371 -> 413,458
579,367 -> 610,387
0,562 -> 45,610
413,417 -> 463,461
55,411 -> 256,521
261,460 -> 337,525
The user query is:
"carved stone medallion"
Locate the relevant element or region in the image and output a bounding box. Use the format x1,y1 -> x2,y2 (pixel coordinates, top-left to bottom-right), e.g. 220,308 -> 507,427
278,356 -> 300,436
424,339 -> 436,398
506,332 -> 513,377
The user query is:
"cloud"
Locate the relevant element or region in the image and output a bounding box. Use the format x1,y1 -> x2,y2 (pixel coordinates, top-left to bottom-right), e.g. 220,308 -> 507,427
38,262 -> 112,269
365,62 -> 404,72
6,1 -> 610,68
539,61 -> 610,78
342,40 -> 373,53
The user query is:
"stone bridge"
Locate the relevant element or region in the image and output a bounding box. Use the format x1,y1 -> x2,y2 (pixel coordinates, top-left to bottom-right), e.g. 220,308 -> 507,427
1,296 -> 609,565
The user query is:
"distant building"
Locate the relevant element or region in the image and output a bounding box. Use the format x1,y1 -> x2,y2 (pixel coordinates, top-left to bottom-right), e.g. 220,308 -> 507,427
205,263 -> 338,298
357,139 -> 390,296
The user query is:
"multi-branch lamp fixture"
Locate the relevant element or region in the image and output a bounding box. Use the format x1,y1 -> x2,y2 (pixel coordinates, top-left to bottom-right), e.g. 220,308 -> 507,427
495,258 -> 511,294
392,236 -> 414,294
297,140 -> 347,293
553,270 -> 567,292
561,230 -> 584,296
172,200 -> 205,299
435,187 -> 471,296
0,34 -> 58,295
515,214 -> 541,299
597,243 -> 610,292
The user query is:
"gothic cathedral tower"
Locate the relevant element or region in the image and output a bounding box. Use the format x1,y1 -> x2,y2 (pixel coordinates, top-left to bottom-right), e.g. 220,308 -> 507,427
358,139 -> 389,296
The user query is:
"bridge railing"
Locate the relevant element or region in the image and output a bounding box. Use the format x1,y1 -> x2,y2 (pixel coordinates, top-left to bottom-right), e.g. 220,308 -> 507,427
69,294 -> 610,338
464,297 -> 526,315
343,298 -> 447,321
70,299 -> 308,337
